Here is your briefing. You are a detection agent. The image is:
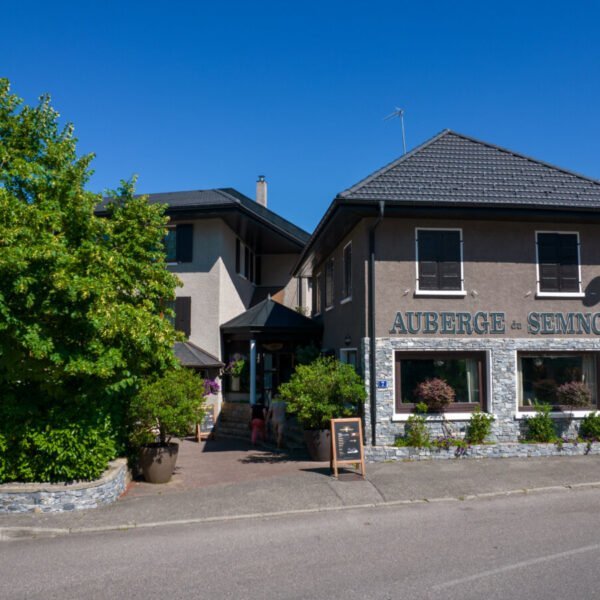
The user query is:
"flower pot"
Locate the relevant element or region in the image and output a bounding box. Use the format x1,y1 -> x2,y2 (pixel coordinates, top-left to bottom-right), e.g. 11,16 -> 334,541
303,429 -> 332,461
138,442 -> 179,484
231,376 -> 241,392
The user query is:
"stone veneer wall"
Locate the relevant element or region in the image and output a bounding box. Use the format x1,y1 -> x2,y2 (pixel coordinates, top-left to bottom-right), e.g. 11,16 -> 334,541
0,459 -> 129,514
363,337 -> 600,446
366,442 -> 600,462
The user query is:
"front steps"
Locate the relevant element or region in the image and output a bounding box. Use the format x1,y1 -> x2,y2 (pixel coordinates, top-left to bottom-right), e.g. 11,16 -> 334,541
217,402 -> 307,453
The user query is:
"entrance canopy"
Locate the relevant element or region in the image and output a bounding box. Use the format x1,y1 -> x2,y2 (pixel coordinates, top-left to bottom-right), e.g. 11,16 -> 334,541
220,298 -> 321,339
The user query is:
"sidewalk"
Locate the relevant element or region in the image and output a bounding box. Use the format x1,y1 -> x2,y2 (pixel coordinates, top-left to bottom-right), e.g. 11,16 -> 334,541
2,437 -> 600,539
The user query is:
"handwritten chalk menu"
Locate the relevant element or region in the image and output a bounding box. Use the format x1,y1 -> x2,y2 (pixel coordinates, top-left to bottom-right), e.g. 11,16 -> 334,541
330,418 -> 365,479
196,404 -> 218,441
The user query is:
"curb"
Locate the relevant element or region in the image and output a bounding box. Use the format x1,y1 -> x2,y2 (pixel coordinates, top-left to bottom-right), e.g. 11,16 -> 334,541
2,480 -> 600,542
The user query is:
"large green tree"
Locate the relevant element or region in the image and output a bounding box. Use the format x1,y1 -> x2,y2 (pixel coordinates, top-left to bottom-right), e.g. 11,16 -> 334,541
0,79 -> 180,482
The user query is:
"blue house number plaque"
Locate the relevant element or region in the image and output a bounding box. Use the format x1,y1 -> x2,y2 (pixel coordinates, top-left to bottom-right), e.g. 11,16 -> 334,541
377,380 -> 388,389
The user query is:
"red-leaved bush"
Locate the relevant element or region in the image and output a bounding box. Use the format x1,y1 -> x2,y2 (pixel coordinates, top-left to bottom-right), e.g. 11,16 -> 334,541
414,378 -> 455,411
556,381 -> 592,408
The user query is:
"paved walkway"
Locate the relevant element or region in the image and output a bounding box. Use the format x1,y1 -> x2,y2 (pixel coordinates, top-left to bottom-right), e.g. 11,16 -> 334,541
2,437 -> 600,540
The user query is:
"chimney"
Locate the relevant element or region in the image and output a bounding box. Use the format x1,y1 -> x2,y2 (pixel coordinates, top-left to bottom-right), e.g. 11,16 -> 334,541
256,175 -> 267,207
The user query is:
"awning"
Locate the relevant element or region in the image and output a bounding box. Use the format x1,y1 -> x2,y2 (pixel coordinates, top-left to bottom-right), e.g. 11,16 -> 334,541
220,298 -> 321,336
174,342 -> 224,369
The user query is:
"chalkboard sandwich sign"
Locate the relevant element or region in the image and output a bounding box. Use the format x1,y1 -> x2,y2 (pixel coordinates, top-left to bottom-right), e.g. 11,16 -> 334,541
196,403 -> 218,441
330,417 -> 365,479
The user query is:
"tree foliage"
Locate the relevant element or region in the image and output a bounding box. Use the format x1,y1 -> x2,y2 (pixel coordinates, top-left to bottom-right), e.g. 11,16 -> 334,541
0,79 -> 180,482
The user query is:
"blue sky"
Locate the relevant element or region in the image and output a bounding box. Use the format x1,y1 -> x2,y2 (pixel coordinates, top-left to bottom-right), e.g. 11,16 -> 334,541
3,1 -> 600,233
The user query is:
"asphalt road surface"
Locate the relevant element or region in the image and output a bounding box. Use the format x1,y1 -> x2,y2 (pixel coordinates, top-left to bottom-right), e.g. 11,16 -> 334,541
2,488 -> 600,600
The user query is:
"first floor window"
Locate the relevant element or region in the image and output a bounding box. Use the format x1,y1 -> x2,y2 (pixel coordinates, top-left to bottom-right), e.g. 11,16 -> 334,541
340,348 -> 358,371
395,352 -> 485,413
519,353 -> 598,409
342,242 -> 352,300
416,229 -> 462,291
536,232 -> 580,293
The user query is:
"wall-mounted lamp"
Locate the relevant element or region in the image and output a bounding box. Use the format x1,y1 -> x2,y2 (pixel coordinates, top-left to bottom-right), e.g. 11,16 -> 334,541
344,335 -> 352,346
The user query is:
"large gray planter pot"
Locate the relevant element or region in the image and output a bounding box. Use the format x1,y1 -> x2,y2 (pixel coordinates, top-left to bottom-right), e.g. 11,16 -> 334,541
303,429 -> 331,462
138,442 -> 179,484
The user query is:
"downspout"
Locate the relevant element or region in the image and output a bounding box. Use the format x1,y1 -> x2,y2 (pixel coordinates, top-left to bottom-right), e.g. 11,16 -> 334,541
368,200 -> 385,446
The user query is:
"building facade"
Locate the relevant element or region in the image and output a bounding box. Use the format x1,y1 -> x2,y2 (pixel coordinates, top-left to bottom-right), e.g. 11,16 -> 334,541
295,130 -> 600,445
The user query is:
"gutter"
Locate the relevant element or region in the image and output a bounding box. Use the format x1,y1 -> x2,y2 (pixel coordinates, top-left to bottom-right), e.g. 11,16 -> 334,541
368,200 -> 385,446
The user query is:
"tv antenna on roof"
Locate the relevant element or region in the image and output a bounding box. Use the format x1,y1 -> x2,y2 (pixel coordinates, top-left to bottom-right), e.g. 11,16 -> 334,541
384,107 -> 407,154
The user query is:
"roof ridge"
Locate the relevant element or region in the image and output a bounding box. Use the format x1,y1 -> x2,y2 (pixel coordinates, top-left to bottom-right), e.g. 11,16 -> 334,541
445,130 -> 600,188
338,129 -> 452,198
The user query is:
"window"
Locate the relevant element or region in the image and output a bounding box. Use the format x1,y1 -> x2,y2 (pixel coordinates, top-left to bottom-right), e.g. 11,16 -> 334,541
342,242 -> 352,301
536,232 -> 581,295
395,352 -> 486,413
164,224 -> 193,263
519,353 -> 598,410
325,257 -> 334,309
236,239 -> 259,284
340,348 -> 358,371
416,229 -> 463,293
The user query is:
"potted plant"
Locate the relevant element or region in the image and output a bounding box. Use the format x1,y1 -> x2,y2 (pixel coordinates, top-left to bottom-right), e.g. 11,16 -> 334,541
414,377 -> 455,412
225,358 -> 246,392
130,368 -> 206,483
278,356 -> 366,461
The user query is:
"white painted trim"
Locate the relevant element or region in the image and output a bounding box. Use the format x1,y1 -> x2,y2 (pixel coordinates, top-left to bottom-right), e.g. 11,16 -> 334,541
413,290 -> 467,297
535,230 -> 582,295
535,292 -> 585,298
392,413 -> 477,422
340,296 -> 353,304
414,227 -> 465,294
514,410 -> 597,420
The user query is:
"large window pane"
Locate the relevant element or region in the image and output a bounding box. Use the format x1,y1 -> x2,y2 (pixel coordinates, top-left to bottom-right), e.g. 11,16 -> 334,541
164,228 -> 177,262
398,356 -> 481,407
519,354 -> 597,407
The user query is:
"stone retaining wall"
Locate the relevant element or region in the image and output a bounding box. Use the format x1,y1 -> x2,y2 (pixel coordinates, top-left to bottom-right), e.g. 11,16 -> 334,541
0,459 -> 129,514
366,442 -> 600,462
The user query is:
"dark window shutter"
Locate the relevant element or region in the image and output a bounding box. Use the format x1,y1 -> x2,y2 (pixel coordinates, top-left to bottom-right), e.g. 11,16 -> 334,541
176,224 -> 193,263
439,231 -> 461,290
418,231 -> 439,290
235,239 -> 241,273
255,256 -> 262,285
244,246 -> 250,278
174,297 -> 191,338
538,233 -> 579,292
558,235 -> 579,292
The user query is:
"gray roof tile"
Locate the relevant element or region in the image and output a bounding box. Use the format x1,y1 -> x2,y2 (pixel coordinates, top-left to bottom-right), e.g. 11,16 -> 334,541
340,130 -> 600,209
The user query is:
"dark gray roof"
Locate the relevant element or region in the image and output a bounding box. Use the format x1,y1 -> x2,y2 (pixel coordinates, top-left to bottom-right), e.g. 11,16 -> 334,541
220,298 -> 321,334
340,130 -> 600,209
174,342 -> 223,369
101,187 -> 309,246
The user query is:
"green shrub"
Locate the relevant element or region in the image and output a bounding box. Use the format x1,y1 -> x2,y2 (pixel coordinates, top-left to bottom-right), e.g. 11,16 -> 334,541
579,411 -> 600,440
394,402 -> 430,448
524,403 -> 557,443
278,356 -> 366,430
0,405 -> 118,483
466,408 -> 494,444
129,368 -> 206,446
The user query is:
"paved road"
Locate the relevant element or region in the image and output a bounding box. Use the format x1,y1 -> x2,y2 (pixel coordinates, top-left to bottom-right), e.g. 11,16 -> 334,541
2,488 -> 600,600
